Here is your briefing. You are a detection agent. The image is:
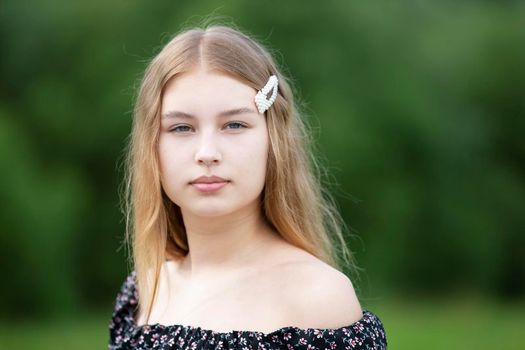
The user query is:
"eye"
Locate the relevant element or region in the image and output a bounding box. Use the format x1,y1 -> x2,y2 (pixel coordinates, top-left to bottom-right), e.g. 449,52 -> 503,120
170,125 -> 192,133
225,122 -> 246,130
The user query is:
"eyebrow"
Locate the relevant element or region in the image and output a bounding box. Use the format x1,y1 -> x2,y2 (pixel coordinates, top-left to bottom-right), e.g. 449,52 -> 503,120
162,107 -> 258,120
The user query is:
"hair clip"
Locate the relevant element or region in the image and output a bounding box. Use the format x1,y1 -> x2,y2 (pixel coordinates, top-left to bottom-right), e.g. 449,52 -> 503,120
255,75 -> 278,114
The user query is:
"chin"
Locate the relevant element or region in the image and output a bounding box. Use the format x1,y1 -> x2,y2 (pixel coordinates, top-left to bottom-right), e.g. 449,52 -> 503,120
183,205 -> 236,218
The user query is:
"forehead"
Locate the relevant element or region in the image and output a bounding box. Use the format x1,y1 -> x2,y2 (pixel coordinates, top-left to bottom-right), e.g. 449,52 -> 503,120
161,69 -> 258,116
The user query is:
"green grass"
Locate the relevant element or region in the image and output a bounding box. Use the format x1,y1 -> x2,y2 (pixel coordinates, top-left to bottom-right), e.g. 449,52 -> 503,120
365,295 -> 525,349
1,298 -> 523,349
0,310 -> 109,350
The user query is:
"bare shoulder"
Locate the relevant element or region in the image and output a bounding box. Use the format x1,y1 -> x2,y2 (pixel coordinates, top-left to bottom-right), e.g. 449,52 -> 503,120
135,259 -> 181,326
278,255 -> 363,329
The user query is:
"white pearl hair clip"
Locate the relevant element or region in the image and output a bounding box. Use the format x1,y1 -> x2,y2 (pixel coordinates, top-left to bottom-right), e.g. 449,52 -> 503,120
254,75 -> 279,114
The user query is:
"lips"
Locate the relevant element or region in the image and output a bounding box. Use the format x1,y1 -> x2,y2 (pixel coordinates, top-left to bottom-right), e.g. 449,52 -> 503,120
190,175 -> 229,193
191,175 -> 228,184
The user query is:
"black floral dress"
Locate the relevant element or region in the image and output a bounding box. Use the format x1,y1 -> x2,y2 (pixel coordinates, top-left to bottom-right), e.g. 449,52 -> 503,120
108,271 -> 387,349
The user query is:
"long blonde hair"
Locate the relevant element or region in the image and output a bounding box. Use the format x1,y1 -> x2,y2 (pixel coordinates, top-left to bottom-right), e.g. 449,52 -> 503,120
120,23 -> 358,324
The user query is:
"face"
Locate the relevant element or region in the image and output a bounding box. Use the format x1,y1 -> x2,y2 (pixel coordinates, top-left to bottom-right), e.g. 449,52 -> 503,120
158,68 -> 269,218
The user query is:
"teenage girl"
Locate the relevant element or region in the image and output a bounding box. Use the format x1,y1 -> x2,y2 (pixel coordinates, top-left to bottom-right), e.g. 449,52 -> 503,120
109,23 -> 387,350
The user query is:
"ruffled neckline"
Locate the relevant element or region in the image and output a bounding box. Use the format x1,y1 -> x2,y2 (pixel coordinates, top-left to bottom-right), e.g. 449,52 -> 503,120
130,307 -> 380,338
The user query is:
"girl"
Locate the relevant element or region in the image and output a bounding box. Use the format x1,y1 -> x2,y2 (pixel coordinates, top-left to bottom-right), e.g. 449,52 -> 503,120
109,23 -> 387,349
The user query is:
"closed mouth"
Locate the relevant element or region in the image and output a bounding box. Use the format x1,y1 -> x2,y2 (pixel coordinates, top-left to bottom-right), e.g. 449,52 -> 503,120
190,175 -> 229,184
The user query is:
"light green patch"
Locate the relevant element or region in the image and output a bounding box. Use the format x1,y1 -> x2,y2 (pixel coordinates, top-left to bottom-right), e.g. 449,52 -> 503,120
365,296 -> 525,350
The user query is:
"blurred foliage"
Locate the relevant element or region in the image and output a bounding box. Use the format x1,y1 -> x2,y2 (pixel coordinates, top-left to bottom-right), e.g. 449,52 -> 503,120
0,0 -> 524,322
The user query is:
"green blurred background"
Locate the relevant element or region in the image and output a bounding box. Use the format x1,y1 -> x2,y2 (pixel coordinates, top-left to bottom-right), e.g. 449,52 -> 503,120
1,0 -> 524,349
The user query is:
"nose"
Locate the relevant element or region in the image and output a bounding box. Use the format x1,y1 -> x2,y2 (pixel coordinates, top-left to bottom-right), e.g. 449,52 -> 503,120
194,132 -> 222,166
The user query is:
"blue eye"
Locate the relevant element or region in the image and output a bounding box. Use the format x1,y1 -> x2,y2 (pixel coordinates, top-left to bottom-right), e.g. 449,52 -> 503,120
171,125 -> 192,132
226,122 -> 246,129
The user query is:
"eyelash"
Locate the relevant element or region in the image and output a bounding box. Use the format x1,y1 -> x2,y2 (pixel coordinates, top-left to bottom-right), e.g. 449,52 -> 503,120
169,122 -> 247,133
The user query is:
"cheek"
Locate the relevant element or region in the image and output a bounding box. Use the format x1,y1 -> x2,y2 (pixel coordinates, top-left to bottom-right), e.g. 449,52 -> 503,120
158,138 -> 171,176
158,137 -> 187,182
235,133 -> 269,176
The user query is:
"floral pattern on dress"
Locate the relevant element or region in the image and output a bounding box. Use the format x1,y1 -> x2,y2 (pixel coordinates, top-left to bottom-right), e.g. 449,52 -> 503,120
108,271 -> 387,349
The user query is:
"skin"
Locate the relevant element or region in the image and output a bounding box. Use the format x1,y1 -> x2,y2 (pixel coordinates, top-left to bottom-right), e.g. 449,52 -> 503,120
138,67 -> 363,332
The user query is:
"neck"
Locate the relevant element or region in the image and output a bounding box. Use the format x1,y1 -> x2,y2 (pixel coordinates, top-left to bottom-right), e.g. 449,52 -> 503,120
177,201 -> 277,280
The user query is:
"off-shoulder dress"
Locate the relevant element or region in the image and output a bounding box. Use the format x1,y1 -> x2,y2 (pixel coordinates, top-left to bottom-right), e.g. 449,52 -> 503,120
108,271 -> 387,349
